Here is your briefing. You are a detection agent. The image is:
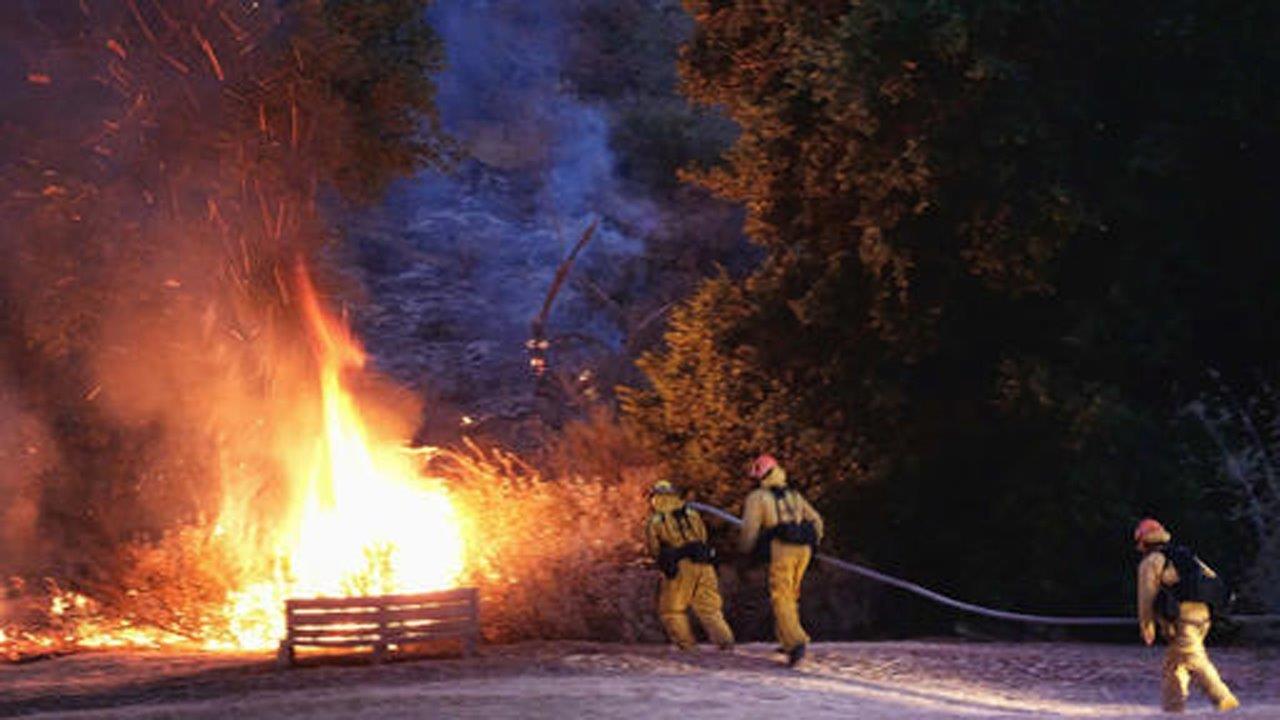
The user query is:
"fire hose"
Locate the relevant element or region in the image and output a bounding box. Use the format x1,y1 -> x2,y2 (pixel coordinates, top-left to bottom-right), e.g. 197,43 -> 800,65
689,502 -> 1280,627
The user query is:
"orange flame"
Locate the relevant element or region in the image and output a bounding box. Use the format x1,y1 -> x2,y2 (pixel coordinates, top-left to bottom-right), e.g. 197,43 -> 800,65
287,265 -> 465,596
211,265 -> 466,649
1,265 -> 468,655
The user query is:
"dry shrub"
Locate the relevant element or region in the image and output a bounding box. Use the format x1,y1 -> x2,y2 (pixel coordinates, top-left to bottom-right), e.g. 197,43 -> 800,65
534,407 -> 656,483
436,430 -> 664,644
2,525 -> 256,660
2,413 -> 675,658
108,526 -> 248,644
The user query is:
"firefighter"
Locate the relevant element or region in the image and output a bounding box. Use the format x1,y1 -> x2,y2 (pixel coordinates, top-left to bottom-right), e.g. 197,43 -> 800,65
1134,517 -> 1240,712
738,454 -> 823,667
645,480 -> 735,651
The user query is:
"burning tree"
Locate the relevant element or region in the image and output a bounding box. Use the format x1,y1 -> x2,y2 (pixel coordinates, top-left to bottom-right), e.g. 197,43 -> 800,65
0,0 -> 458,653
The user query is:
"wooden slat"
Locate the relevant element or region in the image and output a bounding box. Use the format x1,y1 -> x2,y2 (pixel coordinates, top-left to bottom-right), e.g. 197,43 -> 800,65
290,620 -> 475,640
384,620 -> 478,635
291,625 -> 381,635
379,597 -> 474,610
285,628 -> 476,648
376,599 -> 473,609
289,602 -> 472,622
289,609 -> 378,621
369,588 -> 477,605
291,617 -> 475,638
288,625 -> 381,637
289,623 -> 475,644
291,604 -> 476,628
381,620 -> 478,641
282,636 -> 384,648
286,597 -> 373,610
288,610 -> 377,625
286,588 -> 476,611
288,597 -> 474,614
289,621 -> 380,632
386,603 -> 476,621
286,596 -> 379,611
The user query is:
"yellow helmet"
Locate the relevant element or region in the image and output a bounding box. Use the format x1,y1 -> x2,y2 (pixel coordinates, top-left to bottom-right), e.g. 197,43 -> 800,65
650,480 -> 677,496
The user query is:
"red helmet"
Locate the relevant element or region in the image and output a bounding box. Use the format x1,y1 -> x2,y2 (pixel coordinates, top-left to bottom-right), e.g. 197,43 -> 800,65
749,454 -> 779,479
1133,518 -> 1170,546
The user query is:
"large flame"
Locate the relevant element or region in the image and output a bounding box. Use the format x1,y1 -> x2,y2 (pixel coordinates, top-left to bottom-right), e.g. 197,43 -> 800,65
286,266 -> 464,598
0,266 -> 469,655
214,266 -> 466,649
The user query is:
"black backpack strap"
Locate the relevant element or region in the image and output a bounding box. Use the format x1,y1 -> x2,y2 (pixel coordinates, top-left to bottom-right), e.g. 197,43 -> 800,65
1152,549 -> 1181,622
671,504 -> 696,541
1166,544 -> 1200,601
769,486 -> 798,523
1159,551 -> 1174,595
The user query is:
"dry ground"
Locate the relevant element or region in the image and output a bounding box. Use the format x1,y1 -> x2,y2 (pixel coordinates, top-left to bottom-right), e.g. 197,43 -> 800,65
2,641 -> 1278,719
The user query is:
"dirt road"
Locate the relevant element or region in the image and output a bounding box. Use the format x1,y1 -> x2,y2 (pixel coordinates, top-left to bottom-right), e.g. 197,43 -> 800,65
3,641 -> 1277,718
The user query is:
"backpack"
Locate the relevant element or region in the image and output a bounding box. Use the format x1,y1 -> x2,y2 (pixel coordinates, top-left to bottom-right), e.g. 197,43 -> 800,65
655,506 -> 717,578
752,488 -> 818,563
1154,544 -> 1232,621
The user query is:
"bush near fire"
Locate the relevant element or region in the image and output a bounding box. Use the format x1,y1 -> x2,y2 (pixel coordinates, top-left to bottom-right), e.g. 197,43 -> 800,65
1,0 -> 1279,660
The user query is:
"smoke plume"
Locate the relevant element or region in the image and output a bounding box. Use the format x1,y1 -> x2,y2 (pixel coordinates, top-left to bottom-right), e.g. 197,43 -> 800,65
0,0 -> 442,594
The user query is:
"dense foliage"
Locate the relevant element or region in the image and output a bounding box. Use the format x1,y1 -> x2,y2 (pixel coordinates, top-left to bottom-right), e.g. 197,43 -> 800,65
626,0 -> 1280,620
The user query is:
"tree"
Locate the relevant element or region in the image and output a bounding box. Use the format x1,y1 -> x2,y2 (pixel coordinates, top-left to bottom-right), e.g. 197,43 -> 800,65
626,0 -> 1280,618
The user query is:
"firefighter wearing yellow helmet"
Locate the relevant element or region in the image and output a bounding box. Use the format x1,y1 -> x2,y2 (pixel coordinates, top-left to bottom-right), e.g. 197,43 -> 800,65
1134,518 -> 1239,712
645,480 -> 735,650
738,454 -> 823,667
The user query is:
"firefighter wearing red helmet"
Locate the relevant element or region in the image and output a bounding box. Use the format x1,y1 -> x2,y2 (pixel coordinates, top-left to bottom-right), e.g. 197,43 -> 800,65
1134,517 -> 1239,712
738,454 -> 824,667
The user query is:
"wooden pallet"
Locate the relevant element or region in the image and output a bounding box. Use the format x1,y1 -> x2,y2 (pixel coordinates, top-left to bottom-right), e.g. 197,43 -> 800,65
277,587 -> 478,667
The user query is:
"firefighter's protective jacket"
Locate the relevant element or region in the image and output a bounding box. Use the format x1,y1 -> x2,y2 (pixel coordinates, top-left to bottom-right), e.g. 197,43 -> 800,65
737,466 -> 824,554
646,493 -> 710,555
1136,548 -> 1219,643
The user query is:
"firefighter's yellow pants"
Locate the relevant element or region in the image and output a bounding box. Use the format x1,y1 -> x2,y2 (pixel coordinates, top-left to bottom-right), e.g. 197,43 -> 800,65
658,560 -> 734,650
769,541 -> 812,651
1161,606 -> 1239,712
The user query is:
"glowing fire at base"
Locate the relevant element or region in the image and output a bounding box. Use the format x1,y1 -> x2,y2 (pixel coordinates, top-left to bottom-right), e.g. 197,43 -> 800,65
0,266 -> 468,656
216,267 -> 467,650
